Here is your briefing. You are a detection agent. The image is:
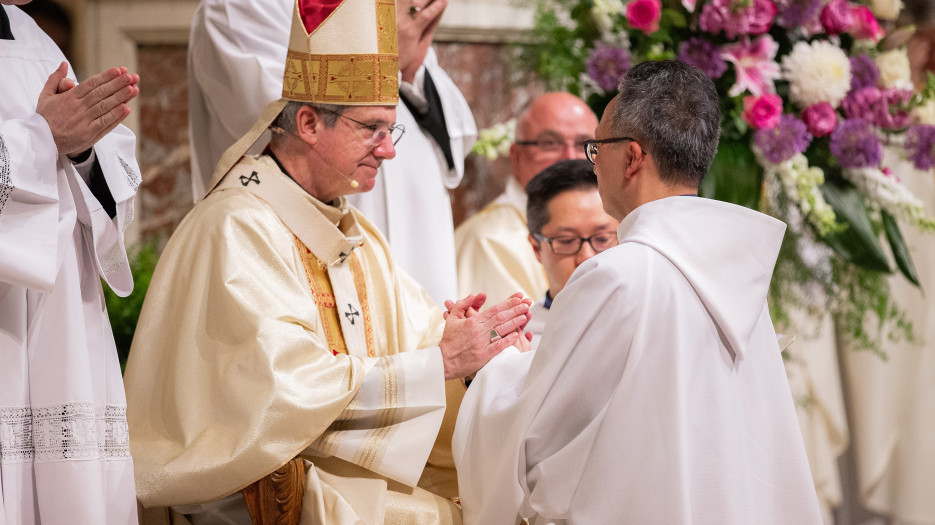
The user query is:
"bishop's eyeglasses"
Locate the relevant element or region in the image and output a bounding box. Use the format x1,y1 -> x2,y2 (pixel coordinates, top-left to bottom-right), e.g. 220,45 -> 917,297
581,137 -> 648,164
318,107 -> 406,146
532,232 -> 619,255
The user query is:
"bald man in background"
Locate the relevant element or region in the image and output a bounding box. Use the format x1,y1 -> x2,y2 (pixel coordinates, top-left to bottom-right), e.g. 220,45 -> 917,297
455,93 -> 598,305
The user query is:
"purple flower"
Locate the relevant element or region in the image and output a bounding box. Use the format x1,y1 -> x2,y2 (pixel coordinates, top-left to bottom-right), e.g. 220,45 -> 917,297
755,113 -> 813,163
904,124 -> 935,171
774,0 -> 822,28
849,54 -> 880,92
842,86 -> 883,121
677,38 -> 728,79
842,87 -> 912,129
829,118 -> 883,168
877,88 -> 912,130
700,0 -> 777,39
586,45 -> 631,92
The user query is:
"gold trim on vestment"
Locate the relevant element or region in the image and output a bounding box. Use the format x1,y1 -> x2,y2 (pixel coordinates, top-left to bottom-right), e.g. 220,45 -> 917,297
296,236 -> 348,356
354,360 -> 399,470
282,51 -> 399,104
349,255 -> 376,357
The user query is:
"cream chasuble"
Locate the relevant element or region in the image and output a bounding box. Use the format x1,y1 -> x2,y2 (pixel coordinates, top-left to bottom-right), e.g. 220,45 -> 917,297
126,155 -> 461,524
455,178 -> 547,306
840,151 -> 935,524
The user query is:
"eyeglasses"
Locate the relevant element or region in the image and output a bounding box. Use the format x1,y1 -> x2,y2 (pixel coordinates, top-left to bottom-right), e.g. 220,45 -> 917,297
532,232 -> 618,255
515,137 -> 590,153
582,138 -> 648,165
318,107 -> 406,146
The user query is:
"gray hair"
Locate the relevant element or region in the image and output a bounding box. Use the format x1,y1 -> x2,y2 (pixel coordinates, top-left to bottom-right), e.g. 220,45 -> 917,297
270,101 -> 350,143
611,60 -> 721,187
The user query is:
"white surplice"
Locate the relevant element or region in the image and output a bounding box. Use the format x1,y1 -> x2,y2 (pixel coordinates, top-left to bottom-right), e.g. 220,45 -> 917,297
453,196 -> 822,524
0,6 -> 140,524
188,0 -> 476,305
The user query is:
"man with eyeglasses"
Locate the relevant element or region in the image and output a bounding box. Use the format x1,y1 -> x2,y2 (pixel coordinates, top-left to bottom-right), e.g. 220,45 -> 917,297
187,0 -> 475,313
453,60 -> 821,524
522,159 -> 619,349
124,2 -> 529,523
455,92 -> 598,307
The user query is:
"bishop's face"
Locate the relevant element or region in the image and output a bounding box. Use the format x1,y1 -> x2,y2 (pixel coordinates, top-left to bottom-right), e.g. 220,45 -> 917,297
311,105 -> 398,199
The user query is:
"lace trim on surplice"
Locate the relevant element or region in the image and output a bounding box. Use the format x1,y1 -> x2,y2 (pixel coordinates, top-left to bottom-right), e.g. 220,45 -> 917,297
0,134 -> 12,215
0,403 -> 131,464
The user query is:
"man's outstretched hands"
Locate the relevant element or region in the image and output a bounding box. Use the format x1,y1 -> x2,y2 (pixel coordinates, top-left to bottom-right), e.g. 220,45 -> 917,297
440,294 -> 533,380
36,62 -> 140,158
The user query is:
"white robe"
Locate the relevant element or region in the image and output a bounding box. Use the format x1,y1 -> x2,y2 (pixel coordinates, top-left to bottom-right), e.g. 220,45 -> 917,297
453,196 -> 822,524
0,6 -> 139,524
187,0 -> 476,305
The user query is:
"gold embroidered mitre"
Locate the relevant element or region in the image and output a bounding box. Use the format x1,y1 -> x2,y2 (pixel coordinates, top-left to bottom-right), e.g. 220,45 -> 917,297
283,0 -> 399,105
206,0 -> 400,197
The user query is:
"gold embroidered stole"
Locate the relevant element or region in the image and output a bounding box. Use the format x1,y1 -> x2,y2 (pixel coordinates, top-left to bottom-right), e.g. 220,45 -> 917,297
295,236 -> 376,358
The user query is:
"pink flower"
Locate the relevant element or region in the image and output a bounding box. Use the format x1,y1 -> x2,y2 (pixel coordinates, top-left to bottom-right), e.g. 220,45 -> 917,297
819,0 -> 856,35
743,94 -> 784,129
802,102 -> 838,137
627,0 -> 663,34
721,35 -> 782,97
851,6 -> 884,41
748,0 -> 778,35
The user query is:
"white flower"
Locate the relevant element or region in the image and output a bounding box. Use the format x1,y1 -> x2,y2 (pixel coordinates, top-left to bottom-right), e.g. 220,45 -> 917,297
781,41 -> 851,108
912,99 -> 935,125
875,49 -> 914,90
471,119 -> 516,161
591,0 -> 625,35
842,166 -> 935,230
870,0 -> 903,21
756,150 -> 840,236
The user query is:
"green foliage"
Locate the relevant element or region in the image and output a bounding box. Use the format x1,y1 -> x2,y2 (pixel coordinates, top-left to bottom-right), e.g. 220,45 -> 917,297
104,239 -> 161,371
833,257 -> 914,359
882,211 -> 920,286
700,138 -> 763,210
819,180 -> 892,273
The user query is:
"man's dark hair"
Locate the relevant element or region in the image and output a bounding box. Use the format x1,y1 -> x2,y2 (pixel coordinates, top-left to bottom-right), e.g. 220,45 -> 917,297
611,60 -> 721,188
526,159 -> 598,235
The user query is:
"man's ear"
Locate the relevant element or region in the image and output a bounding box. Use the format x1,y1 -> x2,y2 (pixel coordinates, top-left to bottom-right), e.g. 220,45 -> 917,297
528,233 -> 543,263
509,142 -> 522,170
295,105 -> 321,145
623,141 -> 645,179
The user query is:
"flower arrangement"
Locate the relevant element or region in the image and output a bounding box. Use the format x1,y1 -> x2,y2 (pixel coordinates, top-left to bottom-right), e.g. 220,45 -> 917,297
478,0 -> 935,353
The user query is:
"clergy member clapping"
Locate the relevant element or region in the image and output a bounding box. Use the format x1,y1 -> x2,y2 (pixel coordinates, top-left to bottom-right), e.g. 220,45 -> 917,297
452,60 -> 823,525
0,2 -> 142,523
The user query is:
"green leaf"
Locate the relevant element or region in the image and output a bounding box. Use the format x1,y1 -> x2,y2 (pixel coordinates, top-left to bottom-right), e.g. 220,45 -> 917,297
699,139 -> 762,209
819,181 -> 891,273
661,8 -> 688,28
882,210 -> 920,287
